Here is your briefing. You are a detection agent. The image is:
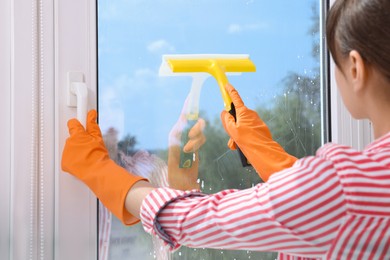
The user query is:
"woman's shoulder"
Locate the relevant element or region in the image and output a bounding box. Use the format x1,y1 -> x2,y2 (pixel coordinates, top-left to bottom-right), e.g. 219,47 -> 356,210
316,131 -> 390,158
314,136 -> 390,172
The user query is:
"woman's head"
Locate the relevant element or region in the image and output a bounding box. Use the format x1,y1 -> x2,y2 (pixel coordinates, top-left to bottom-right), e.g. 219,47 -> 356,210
326,0 -> 390,82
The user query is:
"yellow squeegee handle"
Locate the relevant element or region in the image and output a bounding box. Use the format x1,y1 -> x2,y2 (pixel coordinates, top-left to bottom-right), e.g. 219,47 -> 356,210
211,66 -> 251,167
209,65 -> 233,112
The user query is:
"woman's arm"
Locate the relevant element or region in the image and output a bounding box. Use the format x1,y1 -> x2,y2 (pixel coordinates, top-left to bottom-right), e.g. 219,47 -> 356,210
124,180 -> 155,218
139,155 -> 346,255
61,109 -> 205,224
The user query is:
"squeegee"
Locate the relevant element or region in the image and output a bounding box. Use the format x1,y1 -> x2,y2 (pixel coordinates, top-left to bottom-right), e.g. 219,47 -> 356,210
159,54 -> 256,168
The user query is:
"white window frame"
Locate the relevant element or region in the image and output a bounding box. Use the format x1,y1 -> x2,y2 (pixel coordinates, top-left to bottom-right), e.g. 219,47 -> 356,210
0,0 -> 372,259
0,0 -> 11,258
1,0 -> 97,259
55,0 -> 98,259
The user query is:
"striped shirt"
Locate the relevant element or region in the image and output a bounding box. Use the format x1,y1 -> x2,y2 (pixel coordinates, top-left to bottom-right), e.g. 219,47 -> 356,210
140,132 -> 390,259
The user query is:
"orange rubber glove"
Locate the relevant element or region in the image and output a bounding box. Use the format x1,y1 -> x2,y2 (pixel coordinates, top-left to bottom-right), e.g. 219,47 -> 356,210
221,84 -> 298,182
61,110 -> 147,225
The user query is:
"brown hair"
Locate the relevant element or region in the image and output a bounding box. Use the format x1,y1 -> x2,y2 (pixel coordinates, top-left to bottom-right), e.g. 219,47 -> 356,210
326,0 -> 390,81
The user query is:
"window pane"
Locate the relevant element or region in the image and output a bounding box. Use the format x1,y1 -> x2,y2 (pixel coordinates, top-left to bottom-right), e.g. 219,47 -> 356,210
97,1 -> 323,259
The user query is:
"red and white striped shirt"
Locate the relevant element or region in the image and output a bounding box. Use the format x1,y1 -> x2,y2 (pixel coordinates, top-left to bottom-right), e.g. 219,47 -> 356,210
140,132 -> 390,259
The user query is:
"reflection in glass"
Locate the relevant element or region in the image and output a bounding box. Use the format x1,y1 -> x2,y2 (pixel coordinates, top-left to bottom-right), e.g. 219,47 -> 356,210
97,0 -> 323,259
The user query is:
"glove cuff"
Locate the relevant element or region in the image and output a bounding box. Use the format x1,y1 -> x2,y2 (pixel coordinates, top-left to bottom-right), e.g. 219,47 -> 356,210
83,159 -> 148,225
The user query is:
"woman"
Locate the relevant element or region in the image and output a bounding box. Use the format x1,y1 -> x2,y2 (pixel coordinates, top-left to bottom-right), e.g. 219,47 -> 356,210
62,0 -> 390,259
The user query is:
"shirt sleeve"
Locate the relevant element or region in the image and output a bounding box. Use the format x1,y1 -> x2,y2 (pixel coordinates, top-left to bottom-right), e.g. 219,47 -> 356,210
140,155 -> 348,257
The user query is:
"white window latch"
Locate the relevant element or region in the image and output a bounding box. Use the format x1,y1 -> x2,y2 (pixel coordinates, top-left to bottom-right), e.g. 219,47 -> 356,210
67,71 -> 88,128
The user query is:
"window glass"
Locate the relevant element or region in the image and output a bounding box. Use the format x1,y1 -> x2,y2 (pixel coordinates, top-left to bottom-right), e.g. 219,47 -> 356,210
97,1 -> 323,259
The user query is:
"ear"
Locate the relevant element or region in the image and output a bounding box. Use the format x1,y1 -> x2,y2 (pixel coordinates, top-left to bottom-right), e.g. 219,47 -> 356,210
348,50 -> 366,93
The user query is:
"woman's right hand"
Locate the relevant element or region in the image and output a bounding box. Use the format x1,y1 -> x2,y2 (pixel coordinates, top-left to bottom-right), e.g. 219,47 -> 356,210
220,83 -> 297,182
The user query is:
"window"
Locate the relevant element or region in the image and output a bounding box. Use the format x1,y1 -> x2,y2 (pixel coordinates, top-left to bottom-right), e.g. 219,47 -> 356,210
97,1 -> 330,259
1,0 -> 372,259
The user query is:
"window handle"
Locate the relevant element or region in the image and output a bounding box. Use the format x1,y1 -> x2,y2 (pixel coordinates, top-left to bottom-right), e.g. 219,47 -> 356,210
67,72 -> 88,128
